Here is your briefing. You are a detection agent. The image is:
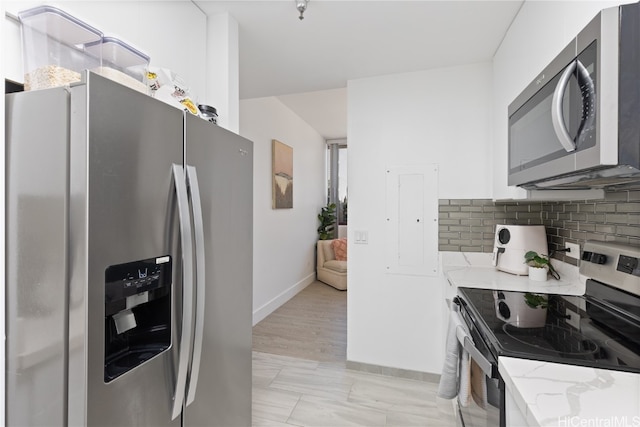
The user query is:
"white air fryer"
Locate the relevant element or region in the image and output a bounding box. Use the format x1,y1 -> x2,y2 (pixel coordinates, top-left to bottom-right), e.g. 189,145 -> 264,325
492,225 -> 548,275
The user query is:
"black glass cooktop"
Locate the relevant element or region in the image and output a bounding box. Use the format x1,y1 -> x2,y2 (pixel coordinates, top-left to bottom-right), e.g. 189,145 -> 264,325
457,281 -> 640,373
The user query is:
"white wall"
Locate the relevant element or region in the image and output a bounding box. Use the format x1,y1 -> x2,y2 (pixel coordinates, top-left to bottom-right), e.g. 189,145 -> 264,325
347,62 -> 493,373
0,2 -> 6,424
239,97 -> 326,325
492,0 -> 632,200
206,13 -> 239,133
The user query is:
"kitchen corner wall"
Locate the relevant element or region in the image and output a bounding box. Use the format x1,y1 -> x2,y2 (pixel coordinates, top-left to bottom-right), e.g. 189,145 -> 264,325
439,188 -> 640,266
206,13 -> 239,133
239,97 -> 326,325
348,62 -> 493,374
0,2 -> 6,423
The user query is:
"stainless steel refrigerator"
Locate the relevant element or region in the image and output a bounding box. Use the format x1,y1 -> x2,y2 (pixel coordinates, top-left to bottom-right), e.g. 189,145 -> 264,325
5,72 -> 253,426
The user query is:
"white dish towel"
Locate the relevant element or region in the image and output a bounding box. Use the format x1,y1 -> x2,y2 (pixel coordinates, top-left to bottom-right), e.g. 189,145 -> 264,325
437,303 -> 471,406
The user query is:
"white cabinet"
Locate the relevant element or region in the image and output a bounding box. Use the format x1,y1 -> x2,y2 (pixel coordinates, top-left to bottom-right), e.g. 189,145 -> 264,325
491,1 -> 625,201
505,383 -> 531,427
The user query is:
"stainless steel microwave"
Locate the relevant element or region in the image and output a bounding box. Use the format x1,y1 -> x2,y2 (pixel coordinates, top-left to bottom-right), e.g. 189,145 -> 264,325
508,2 -> 640,190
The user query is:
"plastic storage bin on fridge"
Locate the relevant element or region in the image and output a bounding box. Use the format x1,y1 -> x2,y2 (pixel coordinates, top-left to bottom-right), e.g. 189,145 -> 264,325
19,5 -> 103,91
84,37 -> 150,94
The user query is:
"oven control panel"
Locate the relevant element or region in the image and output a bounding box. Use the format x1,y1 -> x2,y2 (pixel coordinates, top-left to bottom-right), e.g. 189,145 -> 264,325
583,248 -> 640,276
581,241 -> 640,297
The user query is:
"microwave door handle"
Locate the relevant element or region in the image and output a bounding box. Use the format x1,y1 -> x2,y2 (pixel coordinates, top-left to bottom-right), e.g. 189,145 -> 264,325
551,60 -> 577,152
575,59 -> 596,137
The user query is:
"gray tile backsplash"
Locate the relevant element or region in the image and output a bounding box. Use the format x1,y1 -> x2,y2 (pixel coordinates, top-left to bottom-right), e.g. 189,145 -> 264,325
439,189 -> 640,266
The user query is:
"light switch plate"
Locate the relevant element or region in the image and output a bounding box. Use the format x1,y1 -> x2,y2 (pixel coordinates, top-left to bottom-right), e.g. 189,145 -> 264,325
354,230 -> 368,244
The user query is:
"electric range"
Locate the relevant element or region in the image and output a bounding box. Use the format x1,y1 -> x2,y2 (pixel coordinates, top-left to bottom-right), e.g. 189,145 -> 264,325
457,240 -> 640,374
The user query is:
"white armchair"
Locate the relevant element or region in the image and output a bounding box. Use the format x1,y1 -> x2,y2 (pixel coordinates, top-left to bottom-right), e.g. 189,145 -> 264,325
317,239 -> 347,290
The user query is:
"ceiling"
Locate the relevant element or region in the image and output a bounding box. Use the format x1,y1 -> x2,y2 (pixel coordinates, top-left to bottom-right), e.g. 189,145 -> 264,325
194,0 -> 524,139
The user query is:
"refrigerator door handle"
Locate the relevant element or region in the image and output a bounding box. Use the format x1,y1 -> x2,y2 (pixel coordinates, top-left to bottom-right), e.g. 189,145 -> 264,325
185,165 -> 206,406
169,163 -> 196,420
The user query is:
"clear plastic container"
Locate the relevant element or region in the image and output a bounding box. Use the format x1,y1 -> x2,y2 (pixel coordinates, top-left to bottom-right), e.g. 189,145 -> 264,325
84,37 -> 150,94
19,5 -> 103,90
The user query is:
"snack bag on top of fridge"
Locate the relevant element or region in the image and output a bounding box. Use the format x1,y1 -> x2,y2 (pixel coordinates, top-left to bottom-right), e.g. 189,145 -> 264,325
146,67 -> 201,117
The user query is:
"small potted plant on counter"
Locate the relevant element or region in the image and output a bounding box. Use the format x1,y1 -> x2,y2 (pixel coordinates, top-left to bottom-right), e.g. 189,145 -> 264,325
524,251 -> 560,281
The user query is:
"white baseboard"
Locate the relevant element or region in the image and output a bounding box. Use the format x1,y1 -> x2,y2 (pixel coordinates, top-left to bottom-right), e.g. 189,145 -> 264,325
252,273 -> 316,326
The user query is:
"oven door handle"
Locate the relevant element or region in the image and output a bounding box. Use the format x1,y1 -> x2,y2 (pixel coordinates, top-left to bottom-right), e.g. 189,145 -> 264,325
453,311 -> 498,379
460,335 -> 496,378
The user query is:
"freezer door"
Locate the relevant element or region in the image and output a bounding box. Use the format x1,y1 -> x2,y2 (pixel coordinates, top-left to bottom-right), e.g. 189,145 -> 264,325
183,114 -> 253,426
68,73 -> 185,426
6,88 -> 70,426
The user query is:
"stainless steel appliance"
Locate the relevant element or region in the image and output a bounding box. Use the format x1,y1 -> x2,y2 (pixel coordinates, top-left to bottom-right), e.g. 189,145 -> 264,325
451,299 -> 504,427
454,240 -> 640,426
508,2 -> 640,190
491,225 -> 547,275
5,72 -> 254,426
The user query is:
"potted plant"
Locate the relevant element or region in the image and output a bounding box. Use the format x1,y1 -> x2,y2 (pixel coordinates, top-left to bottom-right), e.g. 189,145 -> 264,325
524,250 -> 560,281
317,203 -> 337,240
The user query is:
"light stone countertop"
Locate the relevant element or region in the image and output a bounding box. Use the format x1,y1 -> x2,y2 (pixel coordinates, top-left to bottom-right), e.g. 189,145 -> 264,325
442,251 -> 586,296
442,252 -> 639,427
499,357 -> 640,427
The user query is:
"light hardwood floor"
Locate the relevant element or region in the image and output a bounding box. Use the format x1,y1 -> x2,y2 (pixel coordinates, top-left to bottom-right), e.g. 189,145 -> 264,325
252,281 -> 347,363
252,281 -> 457,426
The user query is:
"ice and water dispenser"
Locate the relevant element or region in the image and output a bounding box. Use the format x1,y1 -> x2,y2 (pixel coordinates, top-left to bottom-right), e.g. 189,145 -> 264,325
104,256 -> 172,382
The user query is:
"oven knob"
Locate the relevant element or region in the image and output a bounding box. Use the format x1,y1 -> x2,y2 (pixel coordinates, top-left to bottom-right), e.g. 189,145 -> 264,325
582,251 -> 607,264
498,301 -> 511,319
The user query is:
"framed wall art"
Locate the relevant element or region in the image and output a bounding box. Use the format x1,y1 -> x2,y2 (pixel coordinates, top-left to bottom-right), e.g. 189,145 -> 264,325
272,139 -> 293,209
